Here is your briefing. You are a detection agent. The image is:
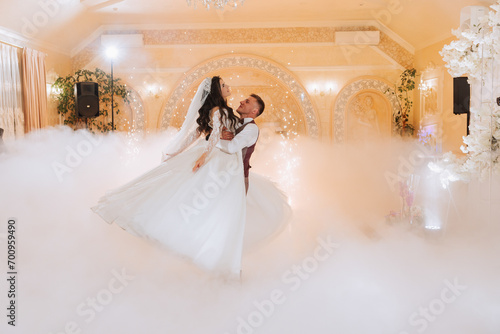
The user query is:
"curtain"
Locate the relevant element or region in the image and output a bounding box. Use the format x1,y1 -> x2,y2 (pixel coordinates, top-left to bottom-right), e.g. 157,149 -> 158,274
0,43 -> 24,139
22,47 -> 47,133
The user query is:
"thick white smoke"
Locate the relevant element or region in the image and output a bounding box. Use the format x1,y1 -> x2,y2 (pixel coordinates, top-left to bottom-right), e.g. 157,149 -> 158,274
0,126 -> 499,334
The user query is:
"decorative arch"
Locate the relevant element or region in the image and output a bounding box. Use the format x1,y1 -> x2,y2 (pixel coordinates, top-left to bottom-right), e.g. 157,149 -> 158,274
100,83 -> 146,133
333,77 -> 399,143
126,87 -> 146,132
158,54 -> 320,138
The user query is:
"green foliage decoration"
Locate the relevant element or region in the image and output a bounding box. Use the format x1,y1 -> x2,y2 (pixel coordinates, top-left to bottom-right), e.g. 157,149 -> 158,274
386,68 -> 417,136
52,68 -> 130,132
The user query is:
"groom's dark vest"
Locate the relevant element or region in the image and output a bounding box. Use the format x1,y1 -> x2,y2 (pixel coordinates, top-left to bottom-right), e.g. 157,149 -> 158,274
235,120 -> 258,178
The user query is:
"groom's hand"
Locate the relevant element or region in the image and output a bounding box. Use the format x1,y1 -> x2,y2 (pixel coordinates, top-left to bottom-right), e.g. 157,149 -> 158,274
221,126 -> 234,140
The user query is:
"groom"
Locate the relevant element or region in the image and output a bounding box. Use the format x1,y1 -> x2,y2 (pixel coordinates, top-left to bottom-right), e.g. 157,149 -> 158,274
219,94 -> 265,193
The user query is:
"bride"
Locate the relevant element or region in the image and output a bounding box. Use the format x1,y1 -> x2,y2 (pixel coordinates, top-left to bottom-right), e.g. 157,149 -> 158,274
92,76 -> 290,277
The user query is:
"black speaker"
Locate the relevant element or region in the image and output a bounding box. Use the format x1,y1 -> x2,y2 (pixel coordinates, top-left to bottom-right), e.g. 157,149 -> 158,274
75,82 -> 99,118
453,77 -> 470,115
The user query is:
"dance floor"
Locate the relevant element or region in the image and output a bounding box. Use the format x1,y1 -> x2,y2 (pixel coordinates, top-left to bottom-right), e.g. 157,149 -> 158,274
1,126 -> 499,334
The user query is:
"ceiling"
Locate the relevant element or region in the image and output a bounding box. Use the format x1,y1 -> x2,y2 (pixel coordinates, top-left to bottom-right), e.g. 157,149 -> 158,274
0,0 -> 497,54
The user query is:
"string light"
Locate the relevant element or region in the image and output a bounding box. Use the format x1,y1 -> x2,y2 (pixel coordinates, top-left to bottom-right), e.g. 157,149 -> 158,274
120,89 -> 145,165
186,0 -> 244,10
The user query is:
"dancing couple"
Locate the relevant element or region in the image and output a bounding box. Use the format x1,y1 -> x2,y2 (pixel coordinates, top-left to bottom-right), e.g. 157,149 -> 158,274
92,76 -> 290,278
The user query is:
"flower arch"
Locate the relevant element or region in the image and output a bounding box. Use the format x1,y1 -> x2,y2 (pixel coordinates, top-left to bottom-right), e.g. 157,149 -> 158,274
432,2 -> 500,185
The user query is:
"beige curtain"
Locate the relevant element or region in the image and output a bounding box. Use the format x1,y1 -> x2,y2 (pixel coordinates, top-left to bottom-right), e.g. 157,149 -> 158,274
22,47 -> 47,133
0,43 -> 24,139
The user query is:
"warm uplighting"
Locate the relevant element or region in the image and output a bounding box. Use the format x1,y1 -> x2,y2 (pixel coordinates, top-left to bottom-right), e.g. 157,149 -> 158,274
47,83 -> 61,97
308,81 -> 338,96
145,84 -> 164,98
105,46 -> 119,59
418,81 -> 433,97
186,0 -> 244,10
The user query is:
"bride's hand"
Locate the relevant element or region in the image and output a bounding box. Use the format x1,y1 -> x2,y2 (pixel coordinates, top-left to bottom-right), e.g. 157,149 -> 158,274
220,126 -> 234,140
162,153 -> 173,162
192,152 -> 207,172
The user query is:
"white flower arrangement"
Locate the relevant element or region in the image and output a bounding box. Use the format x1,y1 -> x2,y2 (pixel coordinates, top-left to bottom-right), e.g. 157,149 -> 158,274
434,1 -> 500,187
440,9 -> 496,83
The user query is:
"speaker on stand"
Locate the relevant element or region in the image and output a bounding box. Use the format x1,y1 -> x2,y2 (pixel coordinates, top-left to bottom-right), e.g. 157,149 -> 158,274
453,77 -> 471,135
75,82 -> 99,129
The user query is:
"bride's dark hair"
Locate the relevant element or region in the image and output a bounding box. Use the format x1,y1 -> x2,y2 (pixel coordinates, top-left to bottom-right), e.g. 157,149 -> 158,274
196,76 -> 239,136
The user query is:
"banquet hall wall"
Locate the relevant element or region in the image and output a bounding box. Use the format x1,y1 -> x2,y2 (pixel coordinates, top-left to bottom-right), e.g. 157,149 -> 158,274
5,25 -> 469,152
413,37 -> 468,155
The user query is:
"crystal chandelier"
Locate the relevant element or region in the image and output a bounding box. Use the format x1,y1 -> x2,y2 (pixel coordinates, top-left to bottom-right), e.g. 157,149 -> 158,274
186,0 -> 244,10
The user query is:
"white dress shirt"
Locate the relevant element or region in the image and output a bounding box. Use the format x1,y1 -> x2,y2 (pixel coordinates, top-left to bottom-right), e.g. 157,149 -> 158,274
218,118 -> 259,154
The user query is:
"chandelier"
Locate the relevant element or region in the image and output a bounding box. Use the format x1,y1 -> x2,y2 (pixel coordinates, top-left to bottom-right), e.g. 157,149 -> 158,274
186,0 -> 244,10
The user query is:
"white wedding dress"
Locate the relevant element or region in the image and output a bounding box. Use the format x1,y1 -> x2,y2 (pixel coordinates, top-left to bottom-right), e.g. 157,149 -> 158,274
92,109 -> 290,277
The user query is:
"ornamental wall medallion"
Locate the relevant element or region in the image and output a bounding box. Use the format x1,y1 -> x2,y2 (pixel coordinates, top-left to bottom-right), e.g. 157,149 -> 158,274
334,78 -> 399,143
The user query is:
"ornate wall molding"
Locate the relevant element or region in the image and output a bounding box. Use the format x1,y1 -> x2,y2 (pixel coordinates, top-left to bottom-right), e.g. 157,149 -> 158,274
333,77 -> 399,143
158,54 -> 320,138
144,27 -> 336,45
72,25 -> 414,71
379,32 -> 414,69
72,37 -> 100,72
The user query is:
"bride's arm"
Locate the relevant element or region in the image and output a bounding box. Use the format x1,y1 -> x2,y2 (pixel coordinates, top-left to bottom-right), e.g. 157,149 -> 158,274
192,108 -> 222,172
162,128 -> 200,162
